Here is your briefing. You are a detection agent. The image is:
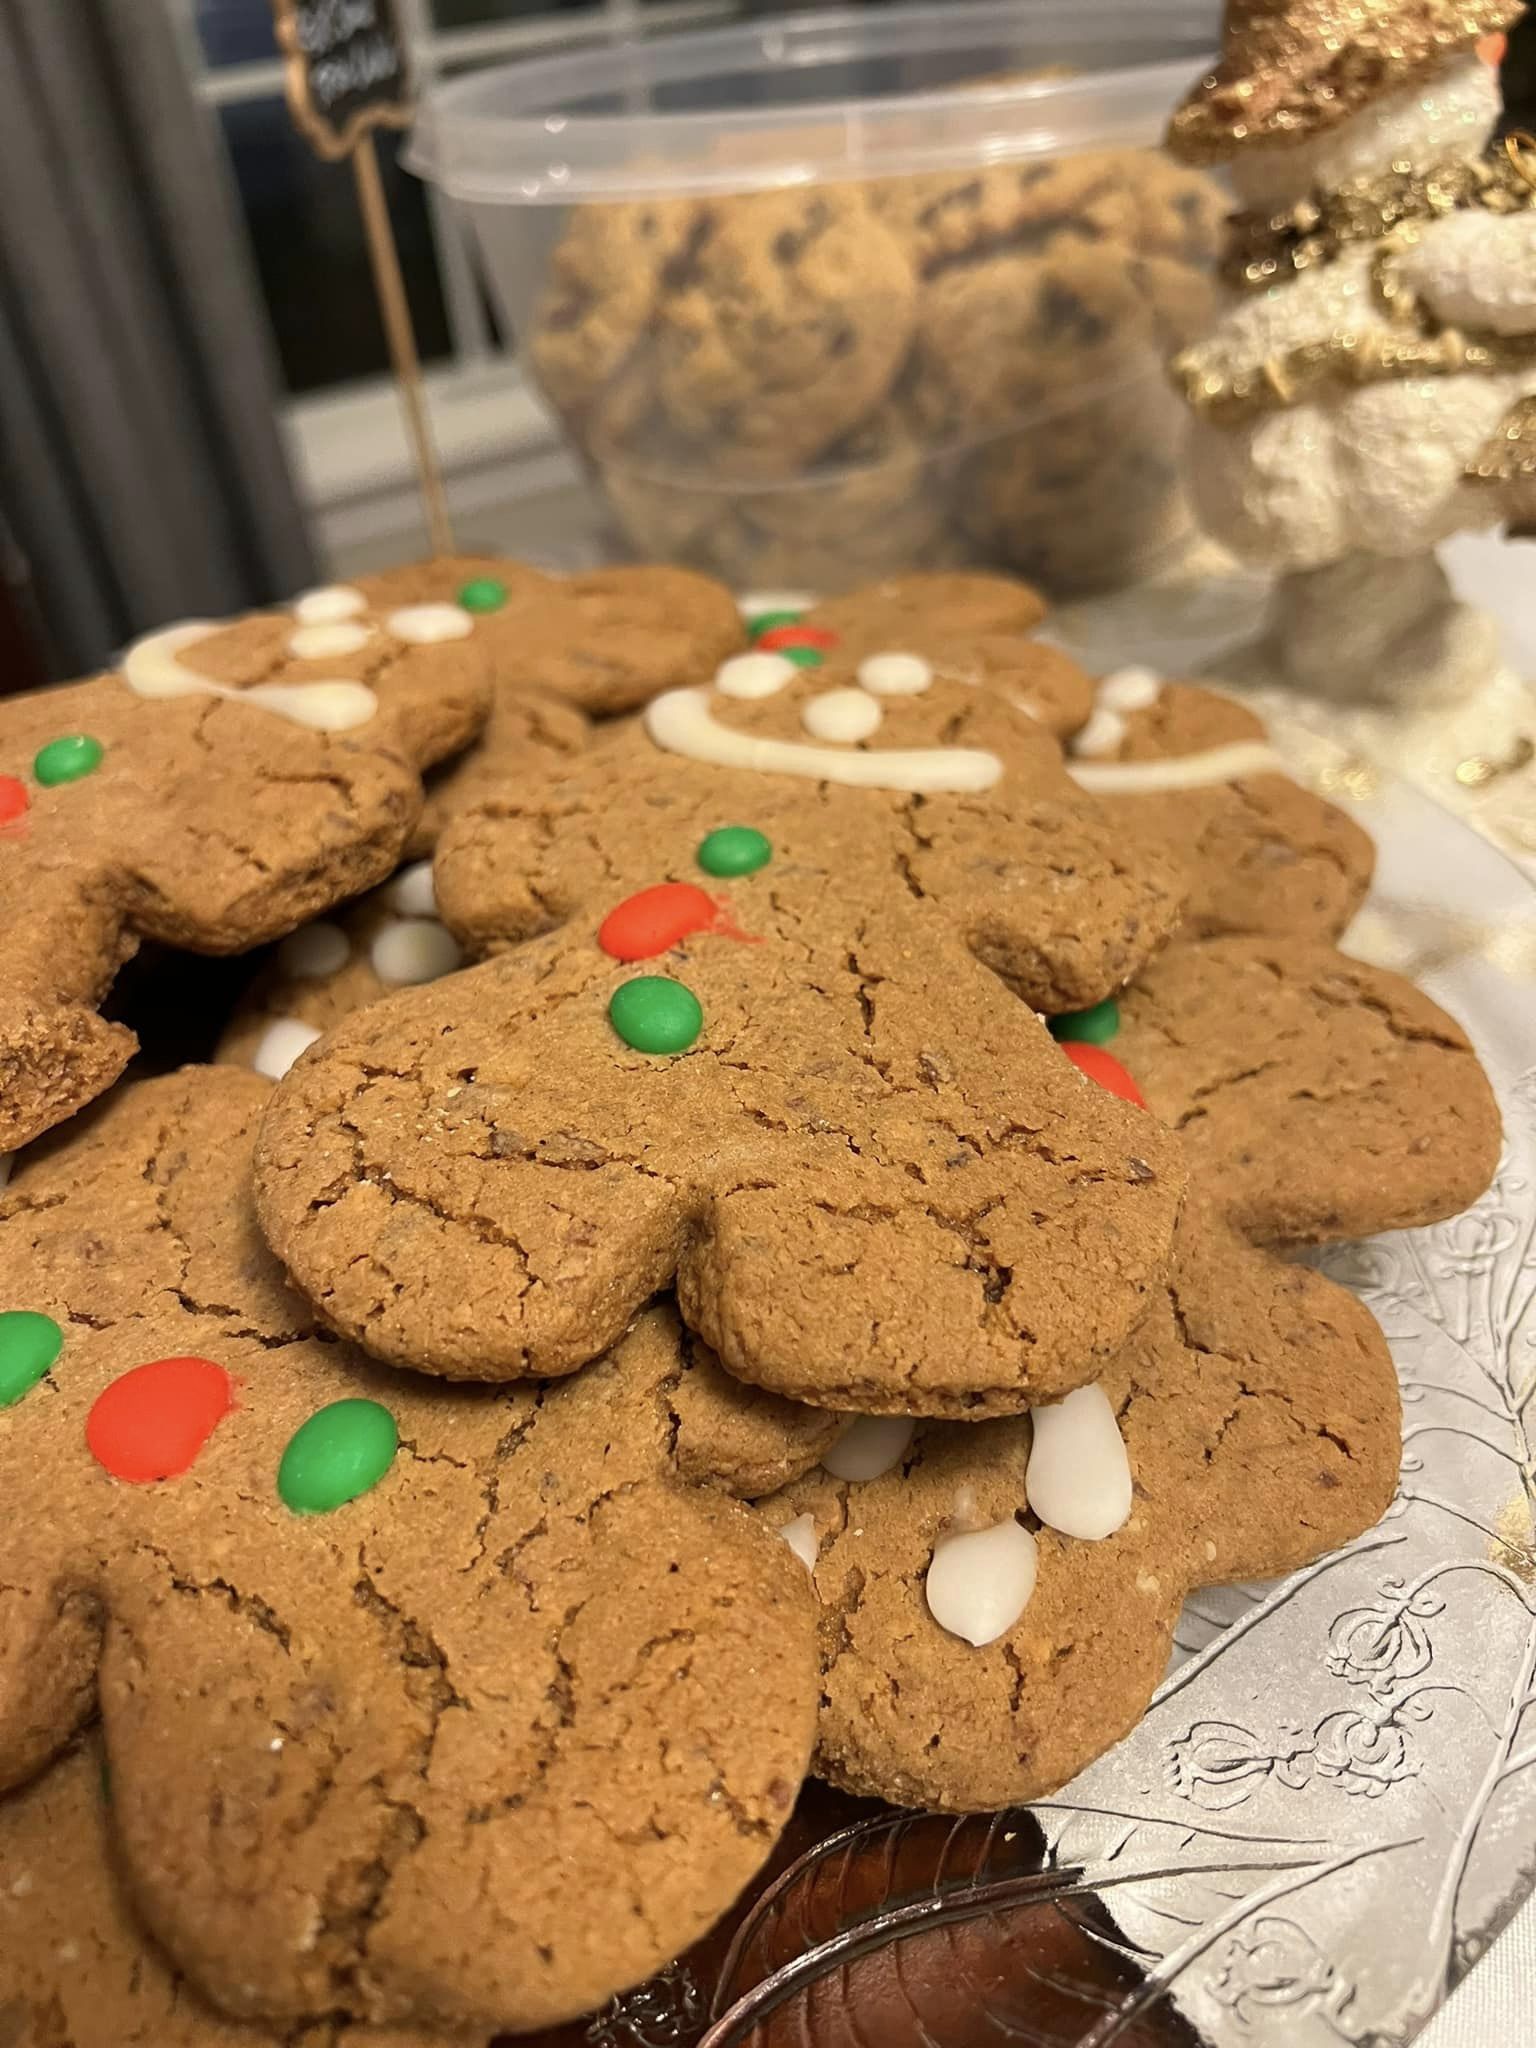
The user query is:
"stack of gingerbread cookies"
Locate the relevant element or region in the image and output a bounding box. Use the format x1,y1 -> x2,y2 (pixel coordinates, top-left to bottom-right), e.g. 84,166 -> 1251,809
0,556 -> 1501,2043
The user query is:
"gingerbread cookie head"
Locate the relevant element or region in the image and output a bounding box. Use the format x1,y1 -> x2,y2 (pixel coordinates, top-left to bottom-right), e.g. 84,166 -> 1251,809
355,556 -> 746,718
1063,671 -> 1375,940
0,583 -> 493,1151
1106,933 -> 1502,1244
0,1068 -> 821,2035
761,1198 -> 1402,1812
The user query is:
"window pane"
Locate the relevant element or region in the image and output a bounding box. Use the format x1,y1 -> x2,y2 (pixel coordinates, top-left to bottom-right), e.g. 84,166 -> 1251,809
193,0 -> 282,67
219,99 -> 451,392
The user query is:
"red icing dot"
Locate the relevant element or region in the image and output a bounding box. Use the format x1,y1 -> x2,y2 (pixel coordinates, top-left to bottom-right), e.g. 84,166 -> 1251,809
86,1356 -> 238,1483
599,882 -> 753,962
754,624 -> 838,654
1062,1042 -> 1147,1109
0,776 -> 28,829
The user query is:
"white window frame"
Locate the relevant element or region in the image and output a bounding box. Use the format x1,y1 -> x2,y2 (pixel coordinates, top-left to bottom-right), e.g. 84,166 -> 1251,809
160,0 -> 741,549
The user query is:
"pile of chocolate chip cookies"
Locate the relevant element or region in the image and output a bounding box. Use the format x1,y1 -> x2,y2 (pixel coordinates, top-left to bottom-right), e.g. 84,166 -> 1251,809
0,556 -> 1501,2043
528,150 -> 1225,596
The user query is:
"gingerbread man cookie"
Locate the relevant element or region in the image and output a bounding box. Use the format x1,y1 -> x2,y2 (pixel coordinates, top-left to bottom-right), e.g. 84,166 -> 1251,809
0,1067 -> 821,2033
0,584 -> 492,1151
1063,671 -> 1376,940
760,1198 -> 1401,1812
256,629 -> 1190,1408
351,556 -> 746,720
0,1739 -> 476,2048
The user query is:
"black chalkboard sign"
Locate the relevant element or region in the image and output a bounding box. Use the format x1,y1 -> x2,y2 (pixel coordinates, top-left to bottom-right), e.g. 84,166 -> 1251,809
271,0 -> 412,162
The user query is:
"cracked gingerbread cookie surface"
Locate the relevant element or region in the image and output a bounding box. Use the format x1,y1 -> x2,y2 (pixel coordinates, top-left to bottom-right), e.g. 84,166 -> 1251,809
1112,934 -> 1502,1243
0,587 -> 492,1151
0,1067 -> 820,2034
759,1199 -> 1401,1812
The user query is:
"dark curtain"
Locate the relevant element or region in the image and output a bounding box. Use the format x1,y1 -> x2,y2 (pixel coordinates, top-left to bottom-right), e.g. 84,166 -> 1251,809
0,0 -> 317,683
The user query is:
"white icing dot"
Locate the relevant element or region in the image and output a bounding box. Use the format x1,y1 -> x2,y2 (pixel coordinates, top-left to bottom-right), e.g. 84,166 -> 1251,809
822,1416 -> 914,1482
1096,666 -> 1162,714
778,1512 -> 819,1571
1071,707 -> 1128,759
385,858 -> 437,918
277,921 -> 351,979
801,688 -> 883,744
387,603 -> 473,645
293,585 -> 367,624
253,1017 -> 322,1081
288,621 -> 373,661
715,651 -> 798,699
1025,1384 -> 1133,1541
857,652 -> 933,697
925,1519 -> 1038,1647
370,917 -> 462,985
738,589 -> 815,618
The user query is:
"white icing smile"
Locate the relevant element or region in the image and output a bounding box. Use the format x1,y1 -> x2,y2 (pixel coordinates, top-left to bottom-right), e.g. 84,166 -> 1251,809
645,687 -> 1003,795
123,623 -> 378,733
1067,741 -> 1285,793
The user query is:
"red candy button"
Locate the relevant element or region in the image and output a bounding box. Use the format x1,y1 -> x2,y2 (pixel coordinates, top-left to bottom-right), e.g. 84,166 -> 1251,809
598,882 -> 743,962
1062,1041 -> 1147,1109
86,1356 -> 238,1483
754,624 -> 838,654
0,776 -> 28,829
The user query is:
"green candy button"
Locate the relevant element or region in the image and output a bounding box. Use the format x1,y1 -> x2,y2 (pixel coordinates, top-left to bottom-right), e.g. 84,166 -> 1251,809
278,1398 -> 398,1515
747,609 -> 805,639
458,577 -> 508,614
609,976 -> 703,1055
0,1310 -> 63,1407
782,646 -> 824,668
34,735 -> 104,787
1049,997 -> 1121,1046
697,826 -> 771,879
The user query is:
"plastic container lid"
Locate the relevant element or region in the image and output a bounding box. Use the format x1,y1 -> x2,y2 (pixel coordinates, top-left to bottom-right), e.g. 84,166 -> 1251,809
406,0 -> 1219,204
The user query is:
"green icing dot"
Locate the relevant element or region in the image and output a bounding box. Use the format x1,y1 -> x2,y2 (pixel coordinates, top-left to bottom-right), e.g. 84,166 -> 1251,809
33,735 -> 104,787
609,976 -> 703,1055
0,1310 -> 63,1407
1049,998 -> 1121,1046
458,577 -> 508,614
747,609 -> 805,639
698,826 -> 771,879
278,1399 -> 398,1515
782,646 -> 824,668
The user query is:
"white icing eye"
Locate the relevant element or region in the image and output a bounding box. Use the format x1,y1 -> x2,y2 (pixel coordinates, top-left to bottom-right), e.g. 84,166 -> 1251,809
277,922 -> 350,979
1071,707 -> 1128,759
293,585 -> 367,624
857,652 -> 933,697
925,1519 -> 1038,1646
822,1415 -> 914,1482
716,651 -> 798,699
385,859 -> 437,918
778,1512 -> 819,1571
371,918 -> 462,985
288,622 -> 373,661
1096,666 -> 1162,714
1025,1384 -> 1133,1540
801,688 -> 882,743
253,1017 -> 322,1081
387,604 -> 473,645
737,589 -> 815,618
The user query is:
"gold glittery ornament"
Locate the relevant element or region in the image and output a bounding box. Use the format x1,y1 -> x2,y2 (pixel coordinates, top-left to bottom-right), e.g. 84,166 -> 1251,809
1468,394 -> 1536,482
1167,0 -> 1524,164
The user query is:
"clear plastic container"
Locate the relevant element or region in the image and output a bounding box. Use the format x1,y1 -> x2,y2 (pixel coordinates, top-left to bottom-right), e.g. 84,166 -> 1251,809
409,3 -> 1222,596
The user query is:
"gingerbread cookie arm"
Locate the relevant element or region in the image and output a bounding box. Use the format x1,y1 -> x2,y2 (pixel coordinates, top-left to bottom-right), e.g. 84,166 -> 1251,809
762,1205 -> 1400,1813
1116,934 -> 1502,1243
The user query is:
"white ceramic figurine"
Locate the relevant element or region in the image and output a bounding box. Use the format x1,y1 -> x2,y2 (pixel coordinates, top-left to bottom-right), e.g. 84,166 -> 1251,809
1168,0 -> 1536,726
